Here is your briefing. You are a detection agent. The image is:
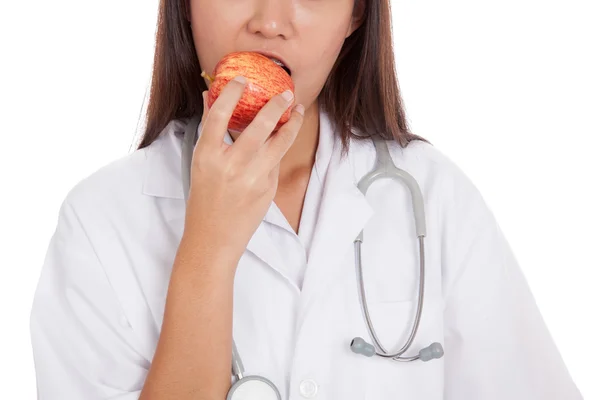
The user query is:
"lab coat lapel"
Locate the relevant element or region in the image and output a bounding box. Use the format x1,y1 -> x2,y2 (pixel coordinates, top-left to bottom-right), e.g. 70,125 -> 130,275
299,133 -> 374,315
245,213 -> 298,290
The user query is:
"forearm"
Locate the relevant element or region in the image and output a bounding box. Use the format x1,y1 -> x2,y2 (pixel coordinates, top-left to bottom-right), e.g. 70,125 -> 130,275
140,233 -> 238,400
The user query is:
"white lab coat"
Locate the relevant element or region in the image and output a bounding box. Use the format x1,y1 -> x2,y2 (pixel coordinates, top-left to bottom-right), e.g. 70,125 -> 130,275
30,109 -> 582,399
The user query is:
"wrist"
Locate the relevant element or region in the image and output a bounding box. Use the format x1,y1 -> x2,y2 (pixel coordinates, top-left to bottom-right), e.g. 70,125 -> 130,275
178,230 -> 242,272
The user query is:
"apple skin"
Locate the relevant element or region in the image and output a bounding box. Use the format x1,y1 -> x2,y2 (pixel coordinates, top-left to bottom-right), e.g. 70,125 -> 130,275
205,51 -> 295,133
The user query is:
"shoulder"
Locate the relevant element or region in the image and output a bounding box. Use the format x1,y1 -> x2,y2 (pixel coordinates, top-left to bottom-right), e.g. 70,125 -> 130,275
61,118 -> 188,222
65,147 -> 144,206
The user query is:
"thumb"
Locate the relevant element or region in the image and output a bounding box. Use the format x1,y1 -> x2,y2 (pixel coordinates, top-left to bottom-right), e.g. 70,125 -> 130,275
192,91 -> 209,160
200,90 -> 209,127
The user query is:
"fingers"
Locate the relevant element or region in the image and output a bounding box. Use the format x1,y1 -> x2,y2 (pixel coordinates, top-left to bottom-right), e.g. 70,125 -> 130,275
197,76 -> 247,149
256,104 -> 305,175
231,89 -> 295,162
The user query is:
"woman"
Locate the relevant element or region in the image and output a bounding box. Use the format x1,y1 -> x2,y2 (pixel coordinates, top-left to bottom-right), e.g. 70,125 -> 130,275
30,0 -> 582,399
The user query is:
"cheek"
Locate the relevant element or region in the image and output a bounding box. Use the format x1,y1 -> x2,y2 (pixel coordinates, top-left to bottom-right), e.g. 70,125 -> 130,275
295,23 -> 351,98
190,2 -> 241,71
294,3 -> 353,68
321,26 -> 351,64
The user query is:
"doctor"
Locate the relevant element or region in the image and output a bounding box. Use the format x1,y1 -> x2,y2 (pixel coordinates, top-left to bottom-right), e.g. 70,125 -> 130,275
30,0 -> 582,399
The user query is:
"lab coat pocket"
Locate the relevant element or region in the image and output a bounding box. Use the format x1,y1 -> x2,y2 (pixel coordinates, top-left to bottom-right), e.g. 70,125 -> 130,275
359,224 -> 421,303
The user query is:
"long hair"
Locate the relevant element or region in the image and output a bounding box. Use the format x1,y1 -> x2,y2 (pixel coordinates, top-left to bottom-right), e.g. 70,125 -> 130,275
136,0 -> 430,155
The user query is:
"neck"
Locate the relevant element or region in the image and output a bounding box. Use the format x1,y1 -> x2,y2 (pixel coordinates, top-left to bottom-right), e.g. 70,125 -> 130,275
278,101 -> 320,180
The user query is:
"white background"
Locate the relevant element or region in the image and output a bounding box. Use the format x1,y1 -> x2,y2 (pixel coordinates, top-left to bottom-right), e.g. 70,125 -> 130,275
0,0 -> 597,398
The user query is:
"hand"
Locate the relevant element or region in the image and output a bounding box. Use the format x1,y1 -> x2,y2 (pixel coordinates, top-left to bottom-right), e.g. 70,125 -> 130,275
183,75 -> 305,265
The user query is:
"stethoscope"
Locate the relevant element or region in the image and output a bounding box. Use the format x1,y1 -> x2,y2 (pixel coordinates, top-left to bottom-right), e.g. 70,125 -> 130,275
181,115 -> 444,400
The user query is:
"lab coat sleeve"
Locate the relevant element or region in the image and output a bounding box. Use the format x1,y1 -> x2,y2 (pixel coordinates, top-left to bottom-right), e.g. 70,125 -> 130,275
439,165 -> 583,399
30,199 -> 148,399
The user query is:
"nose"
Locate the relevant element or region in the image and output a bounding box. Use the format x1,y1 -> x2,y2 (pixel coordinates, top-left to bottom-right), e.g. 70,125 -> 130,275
247,0 -> 293,39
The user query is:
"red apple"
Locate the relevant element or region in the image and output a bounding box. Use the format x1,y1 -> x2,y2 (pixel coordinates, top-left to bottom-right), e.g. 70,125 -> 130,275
202,51 -> 294,133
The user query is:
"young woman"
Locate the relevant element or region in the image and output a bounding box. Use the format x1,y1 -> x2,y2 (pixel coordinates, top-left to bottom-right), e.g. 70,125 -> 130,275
30,0 -> 582,399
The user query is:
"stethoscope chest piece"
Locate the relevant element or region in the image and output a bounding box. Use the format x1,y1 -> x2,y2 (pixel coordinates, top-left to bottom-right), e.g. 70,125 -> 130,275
226,375 -> 281,400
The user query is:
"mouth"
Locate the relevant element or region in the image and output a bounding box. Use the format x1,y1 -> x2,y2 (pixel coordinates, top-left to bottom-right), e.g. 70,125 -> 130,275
251,50 -> 292,76
269,58 -> 291,76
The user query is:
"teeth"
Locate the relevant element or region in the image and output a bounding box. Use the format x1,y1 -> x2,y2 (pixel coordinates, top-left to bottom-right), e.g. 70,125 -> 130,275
269,57 -> 283,65
269,57 -> 291,75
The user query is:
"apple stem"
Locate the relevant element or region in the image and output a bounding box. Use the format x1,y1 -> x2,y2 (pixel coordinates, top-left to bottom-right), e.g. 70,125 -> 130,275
201,70 -> 215,84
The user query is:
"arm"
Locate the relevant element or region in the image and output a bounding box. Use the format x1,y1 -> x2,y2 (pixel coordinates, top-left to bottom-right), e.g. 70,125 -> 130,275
30,200 -> 148,399
139,232 -> 238,400
440,165 -> 583,399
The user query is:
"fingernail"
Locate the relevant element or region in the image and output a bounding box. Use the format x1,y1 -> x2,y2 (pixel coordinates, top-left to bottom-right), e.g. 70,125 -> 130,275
281,90 -> 294,102
233,75 -> 247,84
294,104 -> 305,116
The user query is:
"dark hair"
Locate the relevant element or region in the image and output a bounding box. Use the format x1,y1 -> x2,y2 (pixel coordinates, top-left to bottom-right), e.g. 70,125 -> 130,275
136,0 -> 430,155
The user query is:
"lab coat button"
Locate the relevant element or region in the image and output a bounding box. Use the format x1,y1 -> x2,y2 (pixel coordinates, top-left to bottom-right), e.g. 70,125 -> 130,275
299,379 -> 318,398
